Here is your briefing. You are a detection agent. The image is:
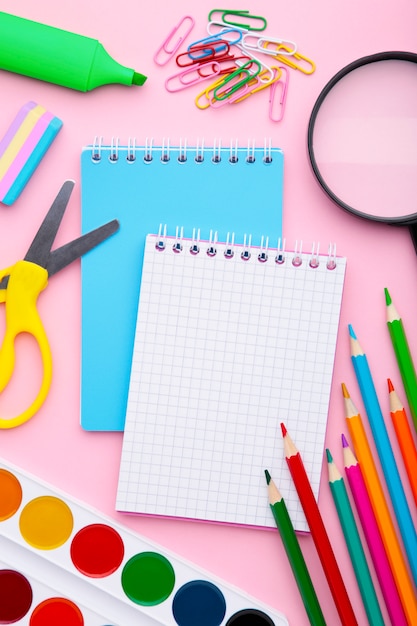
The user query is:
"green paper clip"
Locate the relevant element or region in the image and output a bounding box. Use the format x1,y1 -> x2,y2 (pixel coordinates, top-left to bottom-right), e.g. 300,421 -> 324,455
208,9 -> 267,31
213,59 -> 261,101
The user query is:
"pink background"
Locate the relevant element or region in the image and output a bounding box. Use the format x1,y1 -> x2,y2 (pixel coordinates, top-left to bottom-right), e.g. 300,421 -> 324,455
1,1 -> 417,624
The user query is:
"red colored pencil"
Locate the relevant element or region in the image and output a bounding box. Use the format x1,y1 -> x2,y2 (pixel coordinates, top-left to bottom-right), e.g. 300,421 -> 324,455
281,423 -> 359,626
388,378 -> 417,508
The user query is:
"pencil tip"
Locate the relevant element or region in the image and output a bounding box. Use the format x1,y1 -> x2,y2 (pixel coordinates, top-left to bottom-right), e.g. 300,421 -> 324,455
264,469 -> 271,485
280,422 -> 287,437
341,382 -> 350,398
348,324 -> 356,340
384,287 -> 392,306
341,433 -> 349,448
387,378 -> 394,392
325,448 -> 333,462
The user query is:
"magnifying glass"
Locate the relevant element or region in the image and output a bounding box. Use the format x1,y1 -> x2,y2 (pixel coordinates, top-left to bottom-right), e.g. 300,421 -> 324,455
307,51 -> 417,252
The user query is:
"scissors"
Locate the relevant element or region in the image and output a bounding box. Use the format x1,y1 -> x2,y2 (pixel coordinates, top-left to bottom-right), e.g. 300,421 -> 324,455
0,179 -> 119,429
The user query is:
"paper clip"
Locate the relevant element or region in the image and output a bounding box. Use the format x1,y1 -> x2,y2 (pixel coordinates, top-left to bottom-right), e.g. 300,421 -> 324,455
212,77 -> 254,108
259,37 -> 297,56
195,76 -> 228,109
195,70 -> 253,110
198,55 -> 255,77
188,29 -> 243,56
165,62 -> 221,92
269,67 -> 289,122
234,40 -> 275,82
154,16 -> 195,66
208,10 -> 267,32
269,43 -> 316,74
213,60 -> 261,101
194,60 -> 258,109
241,33 -> 297,56
232,66 -> 282,103
176,42 -> 231,67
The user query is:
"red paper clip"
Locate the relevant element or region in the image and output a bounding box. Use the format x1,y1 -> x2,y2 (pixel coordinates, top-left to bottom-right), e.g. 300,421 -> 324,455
176,42 -> 231,68
154,16 -> 195,66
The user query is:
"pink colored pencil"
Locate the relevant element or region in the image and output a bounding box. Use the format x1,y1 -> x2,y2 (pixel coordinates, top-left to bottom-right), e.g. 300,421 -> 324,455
342,434 -> 407,626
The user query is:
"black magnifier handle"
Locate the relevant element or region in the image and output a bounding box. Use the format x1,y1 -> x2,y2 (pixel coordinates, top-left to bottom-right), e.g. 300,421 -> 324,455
407,223 -> 417,256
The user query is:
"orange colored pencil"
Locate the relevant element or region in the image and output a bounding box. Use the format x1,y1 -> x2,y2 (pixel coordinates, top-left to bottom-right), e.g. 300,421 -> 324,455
281,423 -> 359,626
388,378 -> 417,508
342,383 -> 417,624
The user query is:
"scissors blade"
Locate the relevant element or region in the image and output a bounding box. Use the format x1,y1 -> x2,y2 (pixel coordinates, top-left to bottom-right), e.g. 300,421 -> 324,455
24,180 -> 75,268
46,219 -> 119,277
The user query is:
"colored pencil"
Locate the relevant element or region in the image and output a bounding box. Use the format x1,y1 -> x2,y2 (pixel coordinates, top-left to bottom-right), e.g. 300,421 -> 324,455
385,288 -> 417,434
342,435 -> 408,626
342,383 -> 417,624
388,378 -> 417,508
281,423 -> 359,626
265,470 -> 326,626
349,324 -> 417,586
326,448 -> 385,626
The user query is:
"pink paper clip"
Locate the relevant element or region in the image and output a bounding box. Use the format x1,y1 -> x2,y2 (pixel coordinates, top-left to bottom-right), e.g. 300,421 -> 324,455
165,62 -> 222,92
269,67 -> 289,122
154,16 -> 195,66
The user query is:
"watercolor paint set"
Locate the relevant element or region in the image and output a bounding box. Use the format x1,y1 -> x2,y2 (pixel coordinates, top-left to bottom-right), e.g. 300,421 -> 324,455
0,458 -> 289,626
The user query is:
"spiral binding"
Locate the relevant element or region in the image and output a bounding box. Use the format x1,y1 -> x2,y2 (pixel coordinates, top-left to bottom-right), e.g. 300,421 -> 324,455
154,225 -> 339,270
90,137 -> 275,164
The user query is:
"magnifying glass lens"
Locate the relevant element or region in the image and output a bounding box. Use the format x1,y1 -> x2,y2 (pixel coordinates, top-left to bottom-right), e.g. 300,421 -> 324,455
310,57 -> 417,222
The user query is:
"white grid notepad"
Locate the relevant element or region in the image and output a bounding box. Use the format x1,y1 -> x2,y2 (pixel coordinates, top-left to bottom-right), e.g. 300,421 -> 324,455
116,234 -> 346,531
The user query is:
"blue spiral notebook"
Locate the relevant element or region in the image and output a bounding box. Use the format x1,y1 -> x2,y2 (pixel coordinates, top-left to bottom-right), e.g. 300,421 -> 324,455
80,139 -> 284,431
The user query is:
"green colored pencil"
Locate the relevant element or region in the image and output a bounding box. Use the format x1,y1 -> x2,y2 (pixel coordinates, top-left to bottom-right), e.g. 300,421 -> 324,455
265,470 -> 326,626
385,287 -> 417,434
326,449 -> 385,626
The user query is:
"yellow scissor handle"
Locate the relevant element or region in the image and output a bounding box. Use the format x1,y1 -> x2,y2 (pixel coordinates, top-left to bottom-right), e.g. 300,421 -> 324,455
0,260 -> 51,428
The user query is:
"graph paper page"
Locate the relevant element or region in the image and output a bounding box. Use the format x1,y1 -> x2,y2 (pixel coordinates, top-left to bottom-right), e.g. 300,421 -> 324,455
117,234 -> 346,531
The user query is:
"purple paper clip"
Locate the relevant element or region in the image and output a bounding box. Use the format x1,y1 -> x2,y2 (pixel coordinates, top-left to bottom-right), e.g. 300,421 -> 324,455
154,16 -> 195,66
269,67 -> 289,122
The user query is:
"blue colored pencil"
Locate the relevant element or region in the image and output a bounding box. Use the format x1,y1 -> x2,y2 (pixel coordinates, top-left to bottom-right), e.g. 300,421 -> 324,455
349,324 -> 417,587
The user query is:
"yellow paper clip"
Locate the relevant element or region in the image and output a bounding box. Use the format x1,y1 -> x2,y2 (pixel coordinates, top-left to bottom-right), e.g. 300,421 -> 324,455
195,75 -> 226,109
271,43 -> 316,74
232,66 -> 282,103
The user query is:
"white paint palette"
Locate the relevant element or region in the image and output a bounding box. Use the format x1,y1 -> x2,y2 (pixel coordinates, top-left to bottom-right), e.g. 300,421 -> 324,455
0,458 -> 289,626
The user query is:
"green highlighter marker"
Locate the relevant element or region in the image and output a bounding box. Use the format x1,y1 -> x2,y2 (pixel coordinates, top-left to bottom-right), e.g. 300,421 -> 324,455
0,12 -> 147,91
